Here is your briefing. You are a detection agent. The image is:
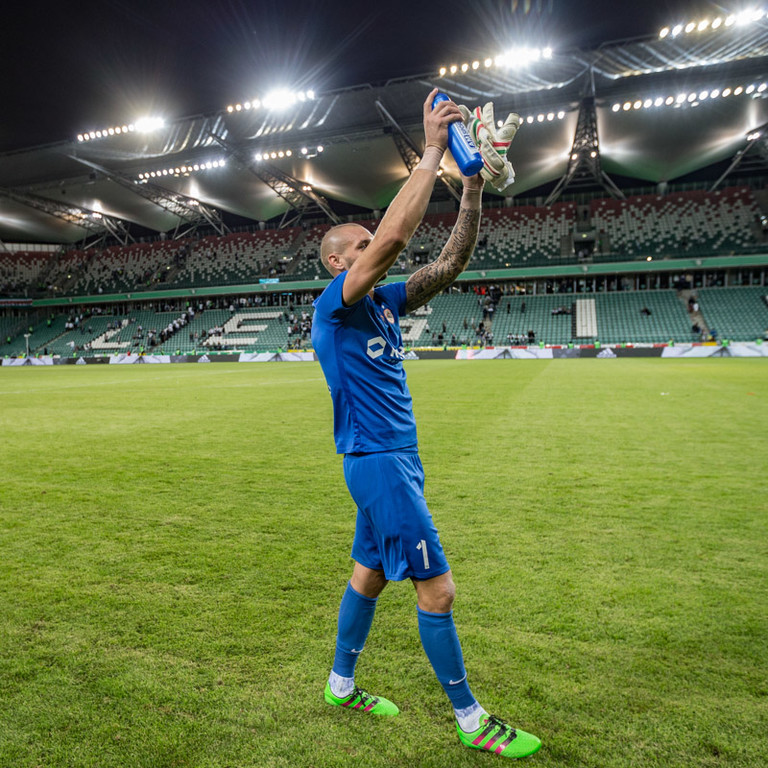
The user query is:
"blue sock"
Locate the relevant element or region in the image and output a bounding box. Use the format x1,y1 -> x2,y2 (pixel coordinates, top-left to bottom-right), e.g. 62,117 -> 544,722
417,606 -> 476,710
332,582 -> 378,679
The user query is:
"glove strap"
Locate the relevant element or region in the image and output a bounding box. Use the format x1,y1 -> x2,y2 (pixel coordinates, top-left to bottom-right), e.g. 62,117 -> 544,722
416,145 -> 445,173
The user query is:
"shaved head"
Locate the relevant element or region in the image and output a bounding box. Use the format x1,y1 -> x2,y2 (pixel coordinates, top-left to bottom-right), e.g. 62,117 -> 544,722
320,223 -> 368,275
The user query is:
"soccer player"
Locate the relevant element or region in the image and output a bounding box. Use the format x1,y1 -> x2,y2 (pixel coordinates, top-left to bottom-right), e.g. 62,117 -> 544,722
311,88 -> 541,759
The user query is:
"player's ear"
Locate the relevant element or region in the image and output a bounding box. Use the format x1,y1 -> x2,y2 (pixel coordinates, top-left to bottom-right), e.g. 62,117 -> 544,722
328,252 -> 345,271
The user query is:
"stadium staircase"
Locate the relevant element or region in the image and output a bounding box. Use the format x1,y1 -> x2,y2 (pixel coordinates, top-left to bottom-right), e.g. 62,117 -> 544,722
677,289 -> 709,338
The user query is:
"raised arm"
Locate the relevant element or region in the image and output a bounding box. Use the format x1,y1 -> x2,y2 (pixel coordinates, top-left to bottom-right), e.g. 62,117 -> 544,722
341,89 -> 462,307
404,174 -> 483,313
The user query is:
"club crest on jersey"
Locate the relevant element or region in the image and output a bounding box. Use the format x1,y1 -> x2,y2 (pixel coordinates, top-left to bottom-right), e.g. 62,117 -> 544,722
383,308 -> 395,324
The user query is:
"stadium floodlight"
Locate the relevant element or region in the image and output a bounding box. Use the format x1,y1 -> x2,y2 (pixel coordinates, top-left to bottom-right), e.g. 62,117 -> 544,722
136,157 -> 226,181
746,84 -> 756,94
439,46 -> 552,76
659,8 -> 768,40
261,88 -> 292,109
226,90 -> 309,114
135,116 -> 165,133
77,117 -> 159,142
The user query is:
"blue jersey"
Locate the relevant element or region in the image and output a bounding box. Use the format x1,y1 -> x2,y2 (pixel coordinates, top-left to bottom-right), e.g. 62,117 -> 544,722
312,273 -> 417,454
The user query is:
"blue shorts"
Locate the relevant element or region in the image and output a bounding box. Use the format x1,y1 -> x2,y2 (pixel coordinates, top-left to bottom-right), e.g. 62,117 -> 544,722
343,450 -> 450,581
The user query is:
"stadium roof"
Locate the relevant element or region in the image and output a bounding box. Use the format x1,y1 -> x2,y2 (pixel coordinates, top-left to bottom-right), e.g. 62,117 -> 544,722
2,7 -> 768,245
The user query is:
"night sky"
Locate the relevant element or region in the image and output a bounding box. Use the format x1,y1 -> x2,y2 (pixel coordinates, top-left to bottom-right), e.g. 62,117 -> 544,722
3,1 -> 710,152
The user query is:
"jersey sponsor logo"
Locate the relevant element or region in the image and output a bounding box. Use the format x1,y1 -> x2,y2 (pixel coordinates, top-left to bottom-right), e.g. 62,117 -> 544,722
367,336 -> 406,361
366,336 -> 386,359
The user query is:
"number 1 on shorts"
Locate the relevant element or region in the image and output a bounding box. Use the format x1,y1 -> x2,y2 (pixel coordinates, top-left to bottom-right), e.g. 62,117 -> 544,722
416,539 -> 430,570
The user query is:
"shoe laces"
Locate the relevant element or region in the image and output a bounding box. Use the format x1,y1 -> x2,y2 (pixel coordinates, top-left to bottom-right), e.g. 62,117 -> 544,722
352,686 -> 373,706
485,714 -> 516,737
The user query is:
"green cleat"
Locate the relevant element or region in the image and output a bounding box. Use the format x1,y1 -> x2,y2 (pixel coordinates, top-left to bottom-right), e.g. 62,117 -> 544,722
457,713 -> 541,759
324,682 -> 399,716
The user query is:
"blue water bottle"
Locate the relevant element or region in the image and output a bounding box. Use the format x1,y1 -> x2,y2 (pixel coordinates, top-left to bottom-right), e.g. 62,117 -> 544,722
431,92 -> 484,176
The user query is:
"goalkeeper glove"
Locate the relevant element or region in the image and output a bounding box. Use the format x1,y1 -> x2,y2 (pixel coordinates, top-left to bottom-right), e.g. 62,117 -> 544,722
459,102 -> 521,191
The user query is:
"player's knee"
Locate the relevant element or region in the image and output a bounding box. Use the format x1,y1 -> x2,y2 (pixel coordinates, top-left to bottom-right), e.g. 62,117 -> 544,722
418,574 -> 456,612
350,565 -> 387,598
437,578 -> 456,611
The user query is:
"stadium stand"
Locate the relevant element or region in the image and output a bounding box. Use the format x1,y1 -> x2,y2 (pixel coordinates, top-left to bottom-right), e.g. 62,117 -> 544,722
2,186 -> 767,353
51,241 -> 194,296
4,284 -> 768,354
697,286 -> 768,340
492,295 -> 577,346
593,290 -> 692,344
474,203 -> 578,267
590,187 -> 762,259
0,250 -> 52,295
172,229 -> 302,287
15,187 -> 763,299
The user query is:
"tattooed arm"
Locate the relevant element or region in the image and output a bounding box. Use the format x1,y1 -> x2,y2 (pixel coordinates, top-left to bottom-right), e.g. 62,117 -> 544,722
405,180 -> 483,313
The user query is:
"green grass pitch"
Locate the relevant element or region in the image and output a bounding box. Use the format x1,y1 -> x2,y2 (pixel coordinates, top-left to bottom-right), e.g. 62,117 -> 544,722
1,359 -> 766,768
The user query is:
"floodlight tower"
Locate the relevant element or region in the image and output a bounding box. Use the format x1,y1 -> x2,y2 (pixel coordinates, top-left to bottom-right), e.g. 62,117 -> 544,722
710,121 -> 768,191
0,187 -> 133,248
545,71 -> 625,206
209,132 -> 341,228
70,157 -> 230,238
